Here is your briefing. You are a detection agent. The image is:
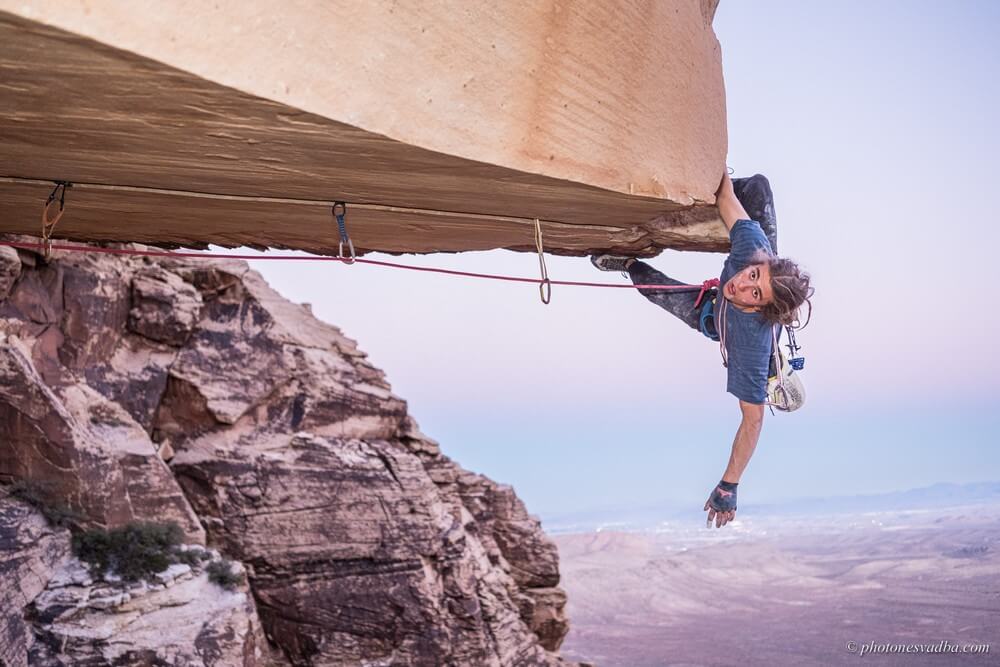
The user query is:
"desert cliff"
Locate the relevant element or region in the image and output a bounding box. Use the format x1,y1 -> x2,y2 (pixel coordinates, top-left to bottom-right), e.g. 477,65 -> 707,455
0,241 -> 578,666
0,1 -> 727,256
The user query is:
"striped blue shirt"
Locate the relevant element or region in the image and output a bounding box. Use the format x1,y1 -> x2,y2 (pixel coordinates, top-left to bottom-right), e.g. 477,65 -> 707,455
718,220 -> 775,404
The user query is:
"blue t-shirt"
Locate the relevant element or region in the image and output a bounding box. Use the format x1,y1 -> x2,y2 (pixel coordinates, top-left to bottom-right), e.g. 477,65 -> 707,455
718,219 -> 776,404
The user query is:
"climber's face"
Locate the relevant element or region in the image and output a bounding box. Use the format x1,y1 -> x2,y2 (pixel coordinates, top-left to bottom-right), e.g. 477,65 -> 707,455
723,263 -> 773,311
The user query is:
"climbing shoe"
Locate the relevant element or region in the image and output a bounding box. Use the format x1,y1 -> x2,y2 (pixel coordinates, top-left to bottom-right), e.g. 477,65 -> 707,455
590,254 -> 634,272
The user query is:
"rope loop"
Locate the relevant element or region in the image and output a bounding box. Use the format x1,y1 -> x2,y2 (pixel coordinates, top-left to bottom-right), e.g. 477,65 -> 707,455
539,277 -> 551,304
332,201 -> 355,264
534,218 -> 551,304
40,181 -> 71,259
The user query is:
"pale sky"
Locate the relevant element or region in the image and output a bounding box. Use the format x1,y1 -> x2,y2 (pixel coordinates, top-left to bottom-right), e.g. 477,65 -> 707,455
228,1 -> 1000,518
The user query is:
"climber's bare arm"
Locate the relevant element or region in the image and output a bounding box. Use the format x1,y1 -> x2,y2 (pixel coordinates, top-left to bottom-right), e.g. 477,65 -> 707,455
715,172 -> 750,232
704,400 -> 764,528
724,401 -> 764,483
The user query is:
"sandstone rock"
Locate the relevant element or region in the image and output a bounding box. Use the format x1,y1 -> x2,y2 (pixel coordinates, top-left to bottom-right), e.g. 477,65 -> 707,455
158,257 -> 573,664
0,245 -> 20,301
156,261 -> 402,435
84,333 -> 179,431
414,451 -> 570,651
88,585 -> 118,599
0,250 -> 206,541
128,265 -> 203,346
59,255 -> 180,429
175,428 -> 568,665
29,554 -> 270,666
158,438 -> 176,462
520,588 -> 571,652
32,585 -> 88,619
154,562 -> 192,586
45,559 -> 93,589
0,258 -> 66,382
87,592 -> 127,610
0,2 -> 729,256
0,251 -> 175,430
456,473 -> 561,589
57,253 -> 131,373
0,334 -> 129,522
0,245 -> 580,665
62,383 -> 207,544
0,335 -> 204,542
0,494 -> 71,667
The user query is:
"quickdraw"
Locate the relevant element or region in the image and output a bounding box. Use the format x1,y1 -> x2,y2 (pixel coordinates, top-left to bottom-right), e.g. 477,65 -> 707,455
785,325 -> 805,371
534,218 -> 551,304
332,201 -> 355,264
40,181 -> 71,259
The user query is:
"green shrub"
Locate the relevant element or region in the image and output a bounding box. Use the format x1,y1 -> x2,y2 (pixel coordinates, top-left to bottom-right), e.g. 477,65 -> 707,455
6,479 -> 82,527
67,519 -> 243,588
206,559 -> 245,591
72,522 -> 184,582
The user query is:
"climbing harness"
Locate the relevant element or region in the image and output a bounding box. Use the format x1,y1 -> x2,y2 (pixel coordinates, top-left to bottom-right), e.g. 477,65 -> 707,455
698,296 -> 720,342
40,181 -> 71,259
332,201 -> 355,264
693,278 -> 719,309
694,278 -> 721,342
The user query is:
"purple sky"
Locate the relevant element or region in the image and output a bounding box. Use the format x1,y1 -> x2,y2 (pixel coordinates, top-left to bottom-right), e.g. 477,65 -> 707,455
231,1 -> 1000,517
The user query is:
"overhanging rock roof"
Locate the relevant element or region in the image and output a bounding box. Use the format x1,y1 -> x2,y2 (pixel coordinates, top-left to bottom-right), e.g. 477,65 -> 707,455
0,1 -> 729,256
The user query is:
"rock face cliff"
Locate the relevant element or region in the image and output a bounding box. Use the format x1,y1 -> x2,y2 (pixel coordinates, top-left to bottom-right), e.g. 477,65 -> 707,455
0,241 -> 575,666
0,1 -> 728,256
0,497 -> 269,667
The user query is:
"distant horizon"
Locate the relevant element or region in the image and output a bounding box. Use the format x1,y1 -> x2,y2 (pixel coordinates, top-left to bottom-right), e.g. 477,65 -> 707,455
540,478 -> 1000,520
541,479 -> 1000,535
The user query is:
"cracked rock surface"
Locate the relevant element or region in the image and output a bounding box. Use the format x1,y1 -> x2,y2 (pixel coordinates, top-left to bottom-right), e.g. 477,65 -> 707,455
25,544 -> 268,667
0,240 -> 577,666
0,494 -> 71,667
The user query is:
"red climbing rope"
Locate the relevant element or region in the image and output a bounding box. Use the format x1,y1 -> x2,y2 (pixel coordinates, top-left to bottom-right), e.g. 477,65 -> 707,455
0,241 -> 715,293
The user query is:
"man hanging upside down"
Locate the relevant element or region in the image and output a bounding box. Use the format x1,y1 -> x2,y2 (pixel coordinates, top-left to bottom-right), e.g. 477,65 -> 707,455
590,173 -> 813,529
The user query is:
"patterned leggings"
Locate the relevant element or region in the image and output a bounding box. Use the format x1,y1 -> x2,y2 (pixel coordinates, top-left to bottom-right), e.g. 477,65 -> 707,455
627,174 -> 778,330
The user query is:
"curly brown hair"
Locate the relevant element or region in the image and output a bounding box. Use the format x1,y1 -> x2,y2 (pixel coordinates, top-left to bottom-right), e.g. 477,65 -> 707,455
752,250 -> 814,328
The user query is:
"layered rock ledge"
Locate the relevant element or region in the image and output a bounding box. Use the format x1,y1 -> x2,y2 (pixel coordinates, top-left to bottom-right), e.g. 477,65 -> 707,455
0,1 -> 727,256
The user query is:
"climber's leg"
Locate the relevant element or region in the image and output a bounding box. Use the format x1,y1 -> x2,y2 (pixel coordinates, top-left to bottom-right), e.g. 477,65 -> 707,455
627,261 -> 701,331
732,174 -> 778,254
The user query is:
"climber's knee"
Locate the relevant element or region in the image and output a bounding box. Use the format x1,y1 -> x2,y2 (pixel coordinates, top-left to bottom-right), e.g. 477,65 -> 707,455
736,173 -> 771,199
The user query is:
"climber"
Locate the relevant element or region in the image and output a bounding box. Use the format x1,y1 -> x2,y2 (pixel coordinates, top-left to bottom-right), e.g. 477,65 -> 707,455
590,172 -> 813,530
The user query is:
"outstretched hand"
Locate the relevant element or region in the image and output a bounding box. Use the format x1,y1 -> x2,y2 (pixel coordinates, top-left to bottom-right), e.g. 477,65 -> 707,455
703,481 -> 738,529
